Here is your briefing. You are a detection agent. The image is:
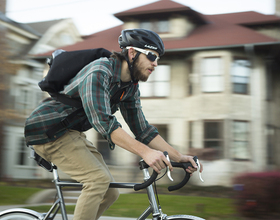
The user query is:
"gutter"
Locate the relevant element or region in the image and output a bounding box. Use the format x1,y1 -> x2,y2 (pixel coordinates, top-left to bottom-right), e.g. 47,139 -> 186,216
165,41 -> 280,52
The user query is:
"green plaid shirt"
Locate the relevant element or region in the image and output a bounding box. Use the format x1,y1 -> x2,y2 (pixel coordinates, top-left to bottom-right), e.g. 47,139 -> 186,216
25,57 -> 158,148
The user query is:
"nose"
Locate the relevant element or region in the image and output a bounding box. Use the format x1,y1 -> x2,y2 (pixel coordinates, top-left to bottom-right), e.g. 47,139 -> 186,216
152,60 -> 158,67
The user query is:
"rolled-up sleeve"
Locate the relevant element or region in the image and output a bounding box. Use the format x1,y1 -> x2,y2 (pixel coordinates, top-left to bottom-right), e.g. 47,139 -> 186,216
119,86 -> 159,145
78,67 -> 121,148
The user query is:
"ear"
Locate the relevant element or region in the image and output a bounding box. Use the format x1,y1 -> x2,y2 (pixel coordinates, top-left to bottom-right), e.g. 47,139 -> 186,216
128,48 -> 137,62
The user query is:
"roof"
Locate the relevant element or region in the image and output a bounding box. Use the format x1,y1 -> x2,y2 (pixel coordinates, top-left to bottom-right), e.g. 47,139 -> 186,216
0,11 -> 41,37
39,25 -> 123,56
115,0 -> 190,16
114,0 -> 207,24
27,19 -> 65,35
36,1 -> 280,57
209,11 -> 280,26
164,14 -> 279,50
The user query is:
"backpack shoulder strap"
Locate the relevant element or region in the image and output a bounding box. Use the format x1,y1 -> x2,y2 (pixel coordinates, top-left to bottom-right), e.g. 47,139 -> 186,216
45,108 -> 85,139
50,93 -> 83,108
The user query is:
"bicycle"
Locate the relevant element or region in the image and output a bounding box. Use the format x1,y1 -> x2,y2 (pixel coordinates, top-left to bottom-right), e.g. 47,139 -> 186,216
0,149 -> 205,220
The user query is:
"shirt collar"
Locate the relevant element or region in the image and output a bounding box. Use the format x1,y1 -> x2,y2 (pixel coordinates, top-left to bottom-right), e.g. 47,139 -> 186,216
110,57 -> 122,84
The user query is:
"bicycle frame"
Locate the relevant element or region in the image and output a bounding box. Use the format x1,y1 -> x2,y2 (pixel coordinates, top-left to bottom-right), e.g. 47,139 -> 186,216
0,159 -> 205,220
43,162 -> 164,220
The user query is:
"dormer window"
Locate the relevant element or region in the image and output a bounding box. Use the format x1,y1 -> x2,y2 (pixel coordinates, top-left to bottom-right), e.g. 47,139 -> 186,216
140,19 -> 169,33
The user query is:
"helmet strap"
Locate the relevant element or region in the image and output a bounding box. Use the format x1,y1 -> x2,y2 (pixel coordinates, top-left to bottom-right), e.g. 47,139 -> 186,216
125,52 -> 141,84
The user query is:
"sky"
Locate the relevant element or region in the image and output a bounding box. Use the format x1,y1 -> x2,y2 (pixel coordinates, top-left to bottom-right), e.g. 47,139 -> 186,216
6,0 -> 276,35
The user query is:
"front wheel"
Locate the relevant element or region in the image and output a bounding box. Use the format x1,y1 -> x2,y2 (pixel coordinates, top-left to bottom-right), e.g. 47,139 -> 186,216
0,208 -> 42,220
166,214 -> 205,220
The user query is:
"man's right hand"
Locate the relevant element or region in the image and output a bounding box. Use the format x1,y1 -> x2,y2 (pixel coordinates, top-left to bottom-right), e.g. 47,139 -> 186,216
142,149 -> 173,174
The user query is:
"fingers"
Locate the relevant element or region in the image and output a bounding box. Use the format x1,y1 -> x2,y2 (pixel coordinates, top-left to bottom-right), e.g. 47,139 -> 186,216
199,162 -> 203,172
186,159 -> 203,174
189,157 -> 198,170
186,157 -> 198,174
186,166 -> 197,174
162,153 -> 173,171
147,151 -> 172,174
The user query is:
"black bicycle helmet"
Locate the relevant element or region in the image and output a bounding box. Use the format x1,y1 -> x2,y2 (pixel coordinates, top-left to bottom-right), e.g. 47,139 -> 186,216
118,29 -> 165,56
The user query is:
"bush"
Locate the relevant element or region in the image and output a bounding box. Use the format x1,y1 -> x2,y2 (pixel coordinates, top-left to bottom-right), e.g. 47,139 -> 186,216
233,171 -> 280,218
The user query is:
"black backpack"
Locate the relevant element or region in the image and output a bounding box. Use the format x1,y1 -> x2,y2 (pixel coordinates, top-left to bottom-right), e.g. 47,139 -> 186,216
39,48 -> 112,108
38,48 -> 129,139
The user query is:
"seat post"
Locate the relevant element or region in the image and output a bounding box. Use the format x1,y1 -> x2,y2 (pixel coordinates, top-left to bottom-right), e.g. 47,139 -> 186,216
52,164 -> 68,220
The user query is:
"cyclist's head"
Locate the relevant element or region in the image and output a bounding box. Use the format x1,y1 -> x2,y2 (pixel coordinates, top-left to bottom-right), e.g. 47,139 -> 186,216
118,29 -> 165,83
118,29 -> 165,57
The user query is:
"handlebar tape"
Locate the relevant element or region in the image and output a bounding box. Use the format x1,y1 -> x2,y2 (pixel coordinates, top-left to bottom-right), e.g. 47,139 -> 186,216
168,162 -> 191,191
168,156 -> 198,191
133,155 -> 198,191
133,170 -> 158,191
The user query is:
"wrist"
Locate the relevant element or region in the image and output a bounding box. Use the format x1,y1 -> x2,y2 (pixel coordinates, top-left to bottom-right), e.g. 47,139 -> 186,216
177,154 -> 190,163
170,152 -> 183,163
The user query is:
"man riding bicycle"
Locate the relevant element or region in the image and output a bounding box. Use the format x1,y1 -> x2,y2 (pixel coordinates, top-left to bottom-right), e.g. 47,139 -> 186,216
25,28 -> 203,220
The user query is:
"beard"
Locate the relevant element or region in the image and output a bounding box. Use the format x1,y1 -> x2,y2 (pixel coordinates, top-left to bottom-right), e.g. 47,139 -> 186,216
132,59 -> 149,82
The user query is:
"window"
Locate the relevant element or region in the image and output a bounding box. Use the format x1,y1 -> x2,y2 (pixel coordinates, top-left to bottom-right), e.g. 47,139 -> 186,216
15,87 -> 31,115
140,21 -> 152,30
60,33 -> 74,45
97,133 -> 113,165
139,65 -> 170,97
231,121 -> 250,160
265,61 -> 273,100
266,125 -> 275,165
188,121 -> 193,148
204,120 -> 223,159
231,58 -> 251,94
157,20 -> 169,33
154,124 -> 168,142
15,86 -> 43,115
140,20 -> 169,33
201,57 -> 223,92
187,59 -> 193,96
16,138 -> 35,166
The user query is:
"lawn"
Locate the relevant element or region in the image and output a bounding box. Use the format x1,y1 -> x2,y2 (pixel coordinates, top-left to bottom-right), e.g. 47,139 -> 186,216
0,184 -> 242,219
0,185 -> 42,205
103,193 -> 238,219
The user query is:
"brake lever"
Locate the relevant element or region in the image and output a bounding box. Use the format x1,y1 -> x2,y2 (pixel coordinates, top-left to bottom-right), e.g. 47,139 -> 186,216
196,158 -> 204,182
166,154 -> 174,182
163,151 -> 173,182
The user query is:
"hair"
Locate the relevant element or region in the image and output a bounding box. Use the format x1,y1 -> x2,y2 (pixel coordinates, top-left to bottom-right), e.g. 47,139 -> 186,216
110,49 -> 128,61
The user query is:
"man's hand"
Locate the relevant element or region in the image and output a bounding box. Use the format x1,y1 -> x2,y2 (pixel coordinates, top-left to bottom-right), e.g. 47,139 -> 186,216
142,149 -> 173,174
179,155 -> 203,174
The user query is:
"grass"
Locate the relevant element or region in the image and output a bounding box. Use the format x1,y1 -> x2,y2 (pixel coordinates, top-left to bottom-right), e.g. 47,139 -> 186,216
102,193 -> 237,219
0,183 -> 242,219
21,194 -> 238,219
0,185 -> 42,205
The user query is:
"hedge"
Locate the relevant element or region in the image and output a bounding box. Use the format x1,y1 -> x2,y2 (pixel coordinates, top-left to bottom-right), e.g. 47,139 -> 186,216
233,171 -> 280,218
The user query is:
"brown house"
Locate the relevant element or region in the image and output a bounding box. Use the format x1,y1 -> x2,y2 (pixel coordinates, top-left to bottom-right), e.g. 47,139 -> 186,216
34,0 -> 280,186
3,0 -> 280,186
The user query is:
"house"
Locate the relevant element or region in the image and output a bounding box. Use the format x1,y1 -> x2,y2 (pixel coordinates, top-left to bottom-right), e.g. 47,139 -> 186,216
2,0 -> 280,186
0,11 -> 83,180
35,0 -> 280,186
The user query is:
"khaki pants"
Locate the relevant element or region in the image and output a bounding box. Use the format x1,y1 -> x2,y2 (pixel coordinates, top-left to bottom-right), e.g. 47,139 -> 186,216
33,130 -> 119,220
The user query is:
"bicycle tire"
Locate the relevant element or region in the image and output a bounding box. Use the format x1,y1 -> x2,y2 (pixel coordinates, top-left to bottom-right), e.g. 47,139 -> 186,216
0,208 -> 42,220
166,214 -> 205,220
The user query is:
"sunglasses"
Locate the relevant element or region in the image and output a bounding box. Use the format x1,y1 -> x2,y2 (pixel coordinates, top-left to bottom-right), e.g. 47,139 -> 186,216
126,46 -> 160,62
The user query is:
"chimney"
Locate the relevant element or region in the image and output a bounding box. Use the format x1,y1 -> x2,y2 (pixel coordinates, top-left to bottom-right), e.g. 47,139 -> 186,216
0,0 -> 6,13
276,0 -> 280,16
